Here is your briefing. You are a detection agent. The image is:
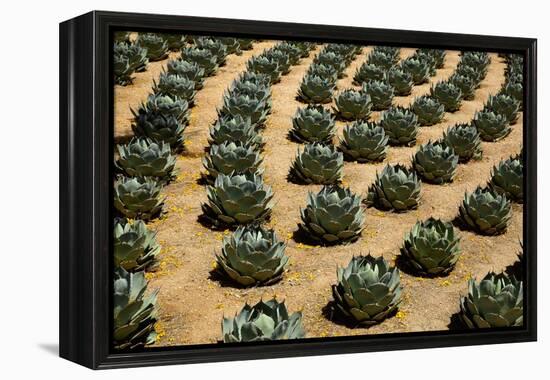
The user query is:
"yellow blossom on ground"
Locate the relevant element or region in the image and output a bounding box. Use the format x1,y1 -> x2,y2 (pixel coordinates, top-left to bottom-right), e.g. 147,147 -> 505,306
396,310 -> 407,319
440,280 -> 451,287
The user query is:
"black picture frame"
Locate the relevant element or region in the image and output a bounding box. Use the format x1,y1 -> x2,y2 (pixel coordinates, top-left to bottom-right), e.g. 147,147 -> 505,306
59,10 -> 537,370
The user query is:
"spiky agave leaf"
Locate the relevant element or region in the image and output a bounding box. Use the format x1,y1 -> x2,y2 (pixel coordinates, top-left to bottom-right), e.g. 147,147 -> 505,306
400,218 -> 461,275
489,155 -> 523,203
113,267 -> 158,350
411,96 -> 445,126
289,143 -> 343,184
114,218 -> 160,272
290,105 -> 336,144
366,164 -> 422,212
299,185 -> 364,244
379,106 -> 419,146
339,121 -> 388,162
114,176 -> 165,221
458,186 -> 512,235
202,173 -> 274,227
222,299 -> 305,342
114,54 -> 134,86
443,123 -> 482,163
459,272 -> 523,328
413,140 -> 459,184
332,254 -> 402,325
215,225 -> 289,286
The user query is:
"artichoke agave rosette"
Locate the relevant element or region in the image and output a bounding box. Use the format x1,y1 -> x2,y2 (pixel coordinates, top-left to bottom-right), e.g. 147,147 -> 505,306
113,267 -> 158,350
290,105 -> 336,144
114,176 -> 165,221
413,140 -> 459,184
361,80 -> 394,111
459,272 -> 523,328
339,121 -> 389,162
116,137 -> 177,182
203,141 -> 263,183
332,255 -> 402,326
366,164 -> 422,212
443,123 -> 482,162
114,218 -> 160,272
333,89 -> 373,120
401,218 -> 461,275
474,110 -> 511,142
215,225 -> 289,286
297,74 -> 335,104
489,155 -> 523,203
289,143 -> 344,185
380,106 -> 419,146
222,299 -> 305,342
458,186 -> 512,235
299,185 -> 365,244
202,173 -> 274,227
411,96 -> 445,126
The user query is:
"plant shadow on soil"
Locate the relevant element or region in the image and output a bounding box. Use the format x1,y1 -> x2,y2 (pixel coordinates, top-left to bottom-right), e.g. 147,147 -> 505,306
321,300 -> 399,329
447,311 -> 469,331
207,268 -> 283,289
394,255 -> 453,279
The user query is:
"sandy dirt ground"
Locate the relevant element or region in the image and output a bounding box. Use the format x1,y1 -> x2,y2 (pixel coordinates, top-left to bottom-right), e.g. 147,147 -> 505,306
113,43 -> 523,346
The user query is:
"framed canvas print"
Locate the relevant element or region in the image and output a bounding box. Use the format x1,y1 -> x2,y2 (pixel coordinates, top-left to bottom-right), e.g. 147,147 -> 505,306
59,11 -> 537,369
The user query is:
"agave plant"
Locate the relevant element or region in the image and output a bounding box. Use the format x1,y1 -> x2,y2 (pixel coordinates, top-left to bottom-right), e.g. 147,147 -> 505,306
222,299 -> 305,342
236,71 -> 272,87
228,80 -> 272,111
367,50 -> 395,69
339,121 -> 388,162
132,92 -> 189,123
209,115 -> 263,148
419,48 -> 446,69
162,33 -> 186,51
194,37 -> 228,65
247,56 -> 281,84
299,185 -> 364,244
114,218 -> 160,272
307,63 -> 338,84
181,47 -> 218,76
274,42 -> 301,65
414,51 -> 437,76
132,112 -> 186,151
153,73 -> 197,105
401,58 -> 430,85
388,67 -> 414,96
401,218 -> 461,275
486,94 -> 520,125
361,80 -> 394,111
379,106 -> 419,146
459,272 -> 523,328
373,46 -> 400,64
166,59 -> 205,89
114,54 -> 134,86
366,164 -> 422,212
297,74 -> 335,104
136,33 -> 169,61
237,38 -> 254,51
443,123 -> 482,162
215,225 -> 289,286
455,64 -> 483,86
461,51 -> 490,76
290,105 -> 336,144
332,255 -> 402,326
289,143 -> 343,185
501,81 -> 523,109
219,94 -> 270,128
458,186 -> 512,235
114,42 -> 148,72
202,173 -> 274,227
411,96 -> 445,126
113,267 -> 158,350
449,74 -> 476,101
353,63 -> 386,85
489,155 -> 523,203
114,31 -> 131,44
292,41 -> 315,58
333,89 -> 372,120
264,49 -> 291,75
203,141 -> 263,183
413,140 -> 459,184
116,137 -> 177,182
314,51 -> 346,76
219,37 -> 242,55
474,110 -> 511,142
114,176 -> 165,221
430,82 -> 462,112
